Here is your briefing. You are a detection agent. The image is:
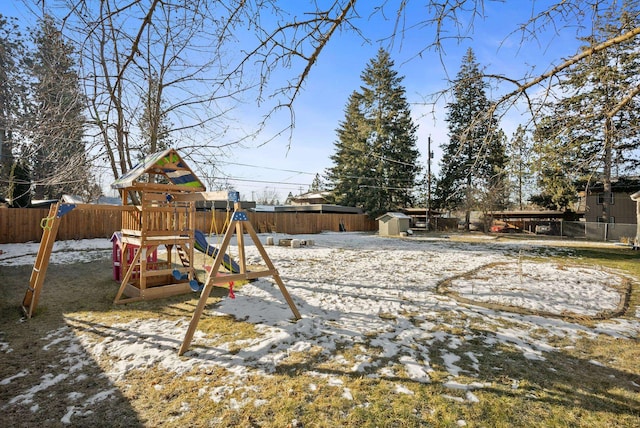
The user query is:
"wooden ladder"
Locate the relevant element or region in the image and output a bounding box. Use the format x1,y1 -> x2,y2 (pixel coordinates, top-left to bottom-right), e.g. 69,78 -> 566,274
176,244 -> 191,267
22,202 -> 67,318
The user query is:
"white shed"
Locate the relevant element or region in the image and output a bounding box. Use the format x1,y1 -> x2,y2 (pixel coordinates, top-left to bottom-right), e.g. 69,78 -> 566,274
377,212 -> 411,236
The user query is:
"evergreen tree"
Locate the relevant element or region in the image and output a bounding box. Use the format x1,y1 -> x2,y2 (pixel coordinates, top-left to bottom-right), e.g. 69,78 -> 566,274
0,15 -> 29,204
309,173 -> 325,192
435,48 -> 507,228
507,125 -> 532,210
533,4 -> 640,220
327,91 -> 373,208
327,48 -> 421,216
30,15 -> 89,200
8,159 -> 30,207
530,117 -> 583,210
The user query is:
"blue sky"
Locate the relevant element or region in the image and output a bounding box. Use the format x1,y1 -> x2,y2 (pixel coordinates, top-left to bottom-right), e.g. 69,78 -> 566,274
1,1 -> 588,201
220,1 -> 587,201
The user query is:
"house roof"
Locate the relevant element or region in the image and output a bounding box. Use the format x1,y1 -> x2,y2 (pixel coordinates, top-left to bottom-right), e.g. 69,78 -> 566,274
376,212 -> 411,221
274,204 -> 363,214
111,148 -> 205,190
490,210 -> 567,220
587,177 -> 640,193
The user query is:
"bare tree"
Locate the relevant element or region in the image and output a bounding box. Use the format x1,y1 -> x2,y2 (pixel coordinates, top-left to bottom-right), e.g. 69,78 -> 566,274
61,0 -> 242,187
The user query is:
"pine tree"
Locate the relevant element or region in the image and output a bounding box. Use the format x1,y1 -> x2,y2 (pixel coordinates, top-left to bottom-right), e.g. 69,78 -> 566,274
309,173 -> 325,192
327,91 -> 373,208
435,48 -> 507,228
0,15 -> 29,204
530,117 -> 583,210
327,48 -> 421,216
8,159 -> 30,207
30,15 -> 89,200
533,4 -> 640,220
507,125 -> 532,210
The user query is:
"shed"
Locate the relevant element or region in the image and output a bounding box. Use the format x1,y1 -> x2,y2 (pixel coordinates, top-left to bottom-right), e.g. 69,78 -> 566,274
376,212 -> 411,236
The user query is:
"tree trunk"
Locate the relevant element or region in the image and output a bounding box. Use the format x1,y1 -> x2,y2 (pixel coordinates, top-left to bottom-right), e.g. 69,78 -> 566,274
602,116 -> 613,223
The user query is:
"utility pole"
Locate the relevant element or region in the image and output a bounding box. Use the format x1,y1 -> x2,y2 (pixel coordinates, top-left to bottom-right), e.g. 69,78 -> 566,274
427,136 -> 432,231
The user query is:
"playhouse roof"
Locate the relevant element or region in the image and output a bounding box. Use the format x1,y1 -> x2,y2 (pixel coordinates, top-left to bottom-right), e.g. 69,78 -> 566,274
111,148 -> 205,190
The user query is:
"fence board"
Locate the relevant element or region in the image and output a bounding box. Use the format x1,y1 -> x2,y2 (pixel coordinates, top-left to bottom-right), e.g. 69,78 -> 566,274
0,207 -> 377,244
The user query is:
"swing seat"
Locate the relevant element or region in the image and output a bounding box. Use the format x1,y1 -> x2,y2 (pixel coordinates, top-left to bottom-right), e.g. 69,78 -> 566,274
172,269 -> 188,281
189,279 -> 203,292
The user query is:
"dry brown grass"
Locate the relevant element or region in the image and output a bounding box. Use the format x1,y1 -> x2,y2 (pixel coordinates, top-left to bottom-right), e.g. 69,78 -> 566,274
1,243 -> 639,427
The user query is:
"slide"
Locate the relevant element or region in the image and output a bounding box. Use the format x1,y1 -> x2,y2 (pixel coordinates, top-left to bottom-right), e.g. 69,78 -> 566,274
193,229 -> 241,273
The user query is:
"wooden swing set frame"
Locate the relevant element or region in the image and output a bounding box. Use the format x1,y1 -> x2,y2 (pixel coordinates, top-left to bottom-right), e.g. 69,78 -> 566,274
21,148 -> 301,357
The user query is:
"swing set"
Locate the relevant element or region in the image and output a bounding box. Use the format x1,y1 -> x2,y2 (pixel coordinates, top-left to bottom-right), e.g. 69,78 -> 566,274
22,148 -> 301,355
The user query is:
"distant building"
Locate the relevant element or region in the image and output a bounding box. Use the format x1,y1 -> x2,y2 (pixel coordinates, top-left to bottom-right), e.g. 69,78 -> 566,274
61,194 -> 122,205
581,178 -> 640,224
286,191 -> 331,205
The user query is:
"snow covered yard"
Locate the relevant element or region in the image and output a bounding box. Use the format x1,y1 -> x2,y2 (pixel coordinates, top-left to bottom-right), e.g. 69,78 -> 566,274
1,232 -> 639,427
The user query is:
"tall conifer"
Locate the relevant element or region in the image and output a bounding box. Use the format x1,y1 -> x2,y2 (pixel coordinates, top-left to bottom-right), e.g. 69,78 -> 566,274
328,48 -> 420,216
0,15 -> 29,204
30,15 -> 89,200
435,48 -> 507,228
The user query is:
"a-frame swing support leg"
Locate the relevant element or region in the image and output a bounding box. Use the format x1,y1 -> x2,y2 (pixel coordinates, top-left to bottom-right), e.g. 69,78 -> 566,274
22,202 -> 76,318
178,209 -> 301,356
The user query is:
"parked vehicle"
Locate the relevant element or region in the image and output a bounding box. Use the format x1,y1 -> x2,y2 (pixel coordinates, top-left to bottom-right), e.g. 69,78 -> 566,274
535,224 -> 552,234
490,224 -> 520,233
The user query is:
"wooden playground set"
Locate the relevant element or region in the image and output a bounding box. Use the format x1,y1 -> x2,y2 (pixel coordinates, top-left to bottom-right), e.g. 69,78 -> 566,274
21,148 -> 301,355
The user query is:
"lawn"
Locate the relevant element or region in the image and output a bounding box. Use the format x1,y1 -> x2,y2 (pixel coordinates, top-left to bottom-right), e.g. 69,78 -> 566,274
1,232 -> 638,427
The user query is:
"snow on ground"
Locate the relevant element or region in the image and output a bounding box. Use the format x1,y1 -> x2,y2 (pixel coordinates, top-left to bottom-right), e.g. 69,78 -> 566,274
1,232 -> 638,422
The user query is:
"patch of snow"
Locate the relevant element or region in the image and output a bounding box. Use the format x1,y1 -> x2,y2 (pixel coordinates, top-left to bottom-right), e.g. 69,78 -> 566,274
399,355 -> 431,383
1,369 -> 29,385
394,384 -> 414,395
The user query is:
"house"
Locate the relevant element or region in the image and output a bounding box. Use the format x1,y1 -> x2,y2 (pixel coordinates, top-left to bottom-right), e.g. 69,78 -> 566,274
581,178 -> 640,224
286,191 -> 331,205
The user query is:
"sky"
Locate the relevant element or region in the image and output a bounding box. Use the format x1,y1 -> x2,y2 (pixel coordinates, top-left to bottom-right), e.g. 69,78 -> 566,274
1,232 -> 638,424
0,1 -> 590,202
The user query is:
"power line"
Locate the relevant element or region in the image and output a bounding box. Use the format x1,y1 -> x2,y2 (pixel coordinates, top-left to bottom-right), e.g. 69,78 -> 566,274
215,160 -> 318,176
201,175 -> 311,187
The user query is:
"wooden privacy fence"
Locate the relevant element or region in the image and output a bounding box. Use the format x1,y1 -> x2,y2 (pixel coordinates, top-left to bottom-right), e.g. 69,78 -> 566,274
0,207 -> 378,244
